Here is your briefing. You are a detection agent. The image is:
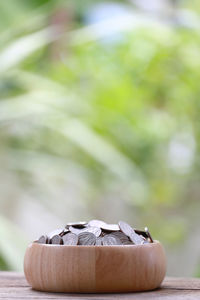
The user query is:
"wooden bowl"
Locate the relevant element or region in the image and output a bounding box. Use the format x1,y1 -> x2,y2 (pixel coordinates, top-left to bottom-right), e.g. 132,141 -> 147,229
24,241 -> 166,293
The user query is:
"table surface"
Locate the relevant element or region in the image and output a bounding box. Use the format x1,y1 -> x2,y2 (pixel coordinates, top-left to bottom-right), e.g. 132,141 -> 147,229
0,272 -> 200,299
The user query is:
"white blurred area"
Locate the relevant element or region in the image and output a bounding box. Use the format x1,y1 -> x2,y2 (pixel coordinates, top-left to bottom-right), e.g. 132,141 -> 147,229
168,132 -> 195,174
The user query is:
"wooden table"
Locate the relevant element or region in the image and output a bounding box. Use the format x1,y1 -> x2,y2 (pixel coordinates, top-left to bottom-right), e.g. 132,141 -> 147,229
0,272 -> 200,299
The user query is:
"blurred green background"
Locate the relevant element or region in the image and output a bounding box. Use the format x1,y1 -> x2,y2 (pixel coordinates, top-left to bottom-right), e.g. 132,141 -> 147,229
0,0 -> 200,276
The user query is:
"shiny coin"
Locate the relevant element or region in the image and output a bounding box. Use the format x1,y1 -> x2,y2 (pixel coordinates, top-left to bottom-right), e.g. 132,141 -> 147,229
78,232 -> 96,245
51,234 -> 63,245
88,219 -> 106,228
47,228 -> 64,240
118,221 -> 134,237
36,220 -> 153,247
129,232 -> 144,245
63,233 -> 78,245
145,227 -> 153,243
119,221 -> 144,245
95,237 -> 103,245
101,223 -> 120,232
102,234 -> 122,245
85,226 -> 101,237
37,235 -> 48,244
69,225 -> 101,237
65,221 -> 87,229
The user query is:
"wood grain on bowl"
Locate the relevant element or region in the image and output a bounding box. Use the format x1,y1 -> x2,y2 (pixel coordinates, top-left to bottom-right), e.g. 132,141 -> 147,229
24,241 -> 166,293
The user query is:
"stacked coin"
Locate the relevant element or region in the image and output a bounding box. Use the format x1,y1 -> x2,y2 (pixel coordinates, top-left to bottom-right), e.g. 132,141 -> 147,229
36,220 -> 154,246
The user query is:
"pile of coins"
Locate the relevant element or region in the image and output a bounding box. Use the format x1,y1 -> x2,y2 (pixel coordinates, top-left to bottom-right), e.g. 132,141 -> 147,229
36,220 -> 153,246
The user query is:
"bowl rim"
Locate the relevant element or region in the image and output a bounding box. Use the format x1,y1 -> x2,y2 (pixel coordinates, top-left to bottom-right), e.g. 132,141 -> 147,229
30,240 -> 160,249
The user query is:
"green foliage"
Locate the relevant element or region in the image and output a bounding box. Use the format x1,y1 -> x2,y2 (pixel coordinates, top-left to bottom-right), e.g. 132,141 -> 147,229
0,0 -> 200,274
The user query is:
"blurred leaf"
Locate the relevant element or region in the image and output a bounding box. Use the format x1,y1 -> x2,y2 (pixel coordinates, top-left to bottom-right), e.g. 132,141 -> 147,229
0,27 -> 60,73
56,118 -> 143,181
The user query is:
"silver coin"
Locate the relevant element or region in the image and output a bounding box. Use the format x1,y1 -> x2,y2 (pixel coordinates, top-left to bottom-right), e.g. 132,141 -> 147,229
38,235 -> 48,244
95,237 -> 103,245
145,227 -> 153,243
85,226 -> 101,237
102,234 -> 122,245
66,221 -> 87,229
112,231 -> 130,243
101,223 -> 120,232
51,234 -> 63,245
69,225 -> 101,237
119,221 -> 144,245
118,221 -> 134,237
63,233 -> 78,245
129,232 -> 144,245
36,221 -> 152,247
78,232 -> 96,245
88,220 -> 119,232
88,219 -> 106,228
47,228 -> 64,240
68,226 -> 86,235
112,231 -> 129,239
